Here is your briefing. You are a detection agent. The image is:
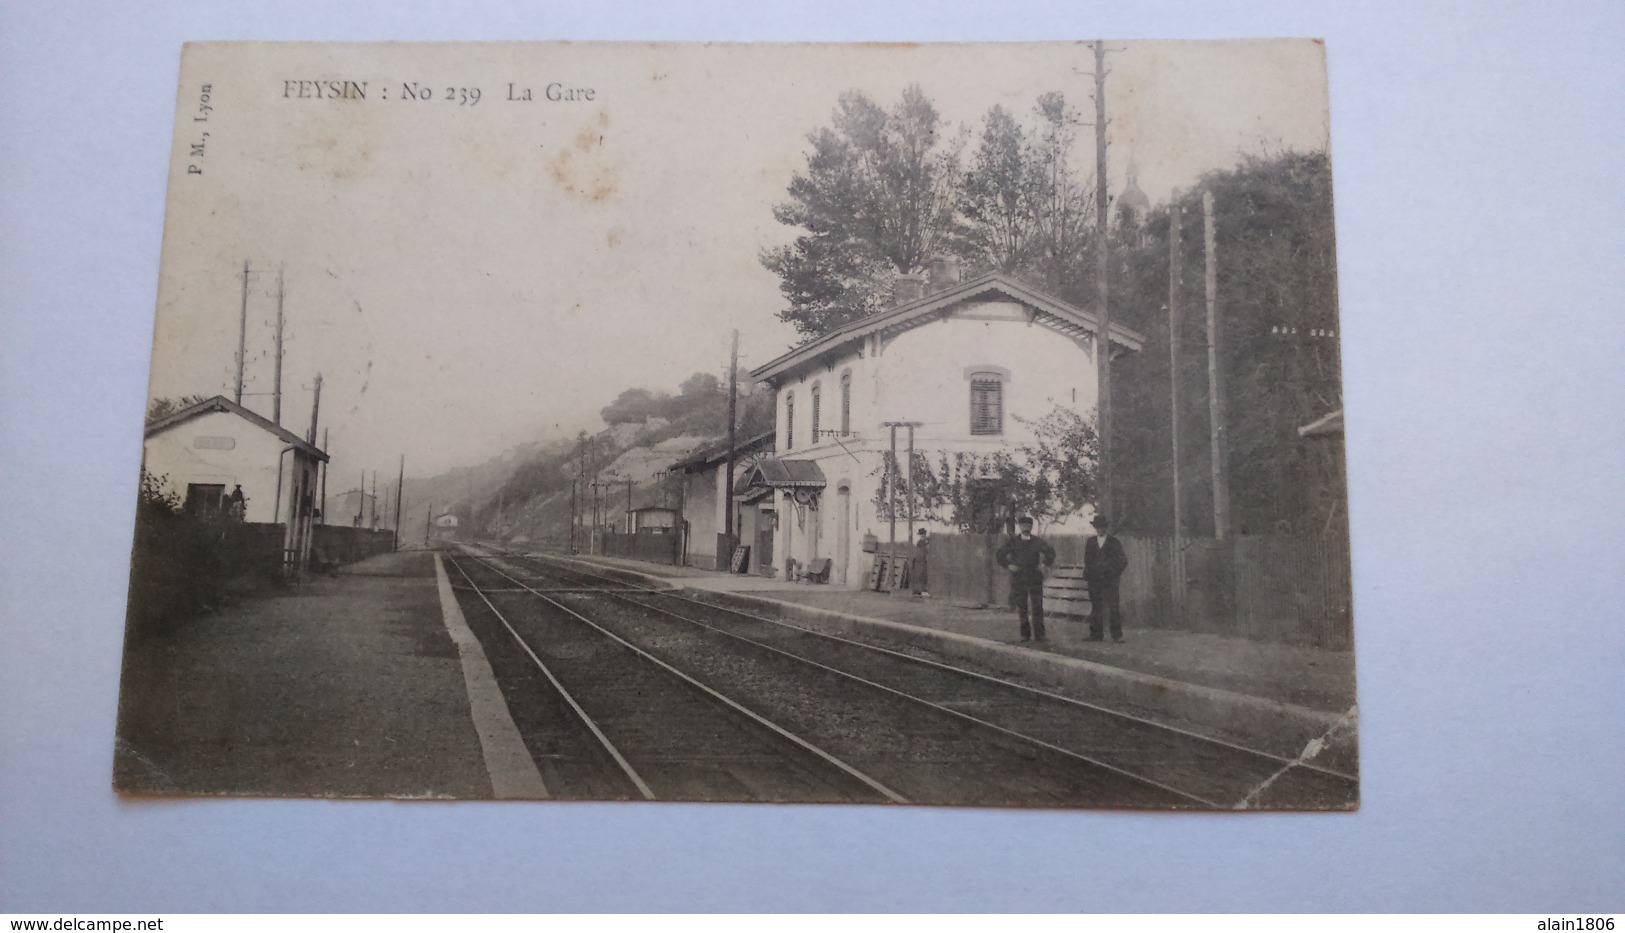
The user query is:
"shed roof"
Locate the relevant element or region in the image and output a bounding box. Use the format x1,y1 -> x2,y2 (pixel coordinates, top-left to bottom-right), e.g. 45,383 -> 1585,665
670,430 -> 776,474
144,395 -> 329,462
750,272 -> 1146,385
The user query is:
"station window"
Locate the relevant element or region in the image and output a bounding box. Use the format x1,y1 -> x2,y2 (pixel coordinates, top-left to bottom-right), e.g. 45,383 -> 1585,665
969,373 -> 1004,435
810,383 -> 822,441
840,372 -> 852,435
184,483 -> 226,513
785,393 -> 795,450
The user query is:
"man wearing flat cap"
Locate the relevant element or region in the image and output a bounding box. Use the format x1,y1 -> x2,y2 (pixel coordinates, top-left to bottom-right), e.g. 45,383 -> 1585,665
996,516 -> 1055,642
1084,513 -> 1130,642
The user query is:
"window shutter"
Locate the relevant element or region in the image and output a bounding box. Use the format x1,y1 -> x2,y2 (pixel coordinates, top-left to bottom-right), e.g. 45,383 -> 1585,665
970,377 -> 1003,435
840,374 -> 851,435
785,395 -> 795,450
811,385 -> 821,440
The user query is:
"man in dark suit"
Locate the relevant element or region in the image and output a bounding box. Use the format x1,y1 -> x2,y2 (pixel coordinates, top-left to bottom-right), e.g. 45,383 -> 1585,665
996,516 -> 1056,642
1084,513 -> 1129,642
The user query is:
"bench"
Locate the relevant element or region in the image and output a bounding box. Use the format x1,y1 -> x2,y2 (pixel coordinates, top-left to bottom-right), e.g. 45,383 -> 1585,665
801,557 -> 832,584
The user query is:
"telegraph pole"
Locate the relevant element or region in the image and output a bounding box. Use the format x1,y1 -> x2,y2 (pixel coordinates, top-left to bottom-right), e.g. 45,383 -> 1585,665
319,427 -> 328,525
1204,190 -> 1231,540
880,421 -> 924,552
425,501 -> 432,546
590,481 -> 612,553
723,329 -> 739,548
394,455 -> 405,551
306,374 -> 322,445
906,424 -> 916,543
576,432 -> 586,553
1168,203 -> 1186,620
235,260 -> 249,405
1093,39 -> 1115,520
887,424 -> 899,552
273,266 -> 285,425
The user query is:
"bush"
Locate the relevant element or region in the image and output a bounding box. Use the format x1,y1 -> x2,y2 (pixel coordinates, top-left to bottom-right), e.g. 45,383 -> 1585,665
124,470 -> 259,641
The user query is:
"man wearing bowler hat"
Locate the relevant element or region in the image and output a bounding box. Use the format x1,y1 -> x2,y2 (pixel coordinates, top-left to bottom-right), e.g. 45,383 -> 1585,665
1084,513 -> 1130,642
996,516 -> 1055,642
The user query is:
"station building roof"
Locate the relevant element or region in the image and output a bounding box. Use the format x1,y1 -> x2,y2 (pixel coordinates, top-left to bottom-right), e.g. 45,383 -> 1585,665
144,395 -> 329,462
748,272 -> 1146,386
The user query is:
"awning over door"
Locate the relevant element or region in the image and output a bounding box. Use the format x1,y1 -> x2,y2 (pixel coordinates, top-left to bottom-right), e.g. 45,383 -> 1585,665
741,458 -> 827,490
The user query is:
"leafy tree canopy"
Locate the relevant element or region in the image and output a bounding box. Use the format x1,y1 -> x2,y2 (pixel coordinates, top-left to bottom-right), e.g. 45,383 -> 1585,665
146,395 -> 210,424
763,86 -> 964,338
765,87 -> 1104,340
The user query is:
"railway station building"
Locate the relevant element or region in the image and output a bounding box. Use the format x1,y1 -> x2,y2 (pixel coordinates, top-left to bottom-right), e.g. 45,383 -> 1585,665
747,261 -> 1144,587
142,394 -> 329,570
670,430 -> 775,572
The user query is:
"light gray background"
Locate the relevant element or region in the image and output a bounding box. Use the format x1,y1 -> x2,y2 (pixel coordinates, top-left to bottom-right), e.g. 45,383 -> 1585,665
2,0 -> 1621,913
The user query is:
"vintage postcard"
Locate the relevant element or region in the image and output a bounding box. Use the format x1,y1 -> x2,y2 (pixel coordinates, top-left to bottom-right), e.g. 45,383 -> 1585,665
116,40 -> 1357,808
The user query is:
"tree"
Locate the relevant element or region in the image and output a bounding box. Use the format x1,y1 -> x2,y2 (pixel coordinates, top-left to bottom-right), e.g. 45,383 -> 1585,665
1108,149 -> 1344,535
678,371 -> 721,399
146,394 -> 209,424
871,404 -> 1100,531
1027,92 -> 1096,300
599,387 -> 663,424
763,86 -> 964,338
955,105 -> 1042,274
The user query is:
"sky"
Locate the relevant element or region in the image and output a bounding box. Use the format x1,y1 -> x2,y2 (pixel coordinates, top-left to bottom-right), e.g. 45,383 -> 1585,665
146,40 -> 1330,478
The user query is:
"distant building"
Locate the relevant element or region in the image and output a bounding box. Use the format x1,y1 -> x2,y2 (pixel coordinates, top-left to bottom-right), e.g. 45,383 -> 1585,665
1117,167 -> 1152,244
669,430 -> 775,572
431,512 -> 459,543
142,394 -> 329,568
748,265 -> 1143,586
626,505 -> 679,534
326,488 -> 381,528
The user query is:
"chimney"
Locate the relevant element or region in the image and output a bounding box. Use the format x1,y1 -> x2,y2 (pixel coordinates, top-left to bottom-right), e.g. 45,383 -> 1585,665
927,255 -> 961,293
893,273 -> 925,305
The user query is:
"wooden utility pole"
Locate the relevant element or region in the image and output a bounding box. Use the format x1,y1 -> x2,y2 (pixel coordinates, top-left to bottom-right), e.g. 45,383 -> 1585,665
575,432 -> 586,553
1168,203 -> 1186,619
723,329 -> 739,546
370,470 -> 378,529
589,481 -> 613,553
306,374 -> 323,445
318,427 -> 328,525
1204,190 -> 1231,540
425,501 -> 432,546
394,455 -> 405,551
880,421 -> 923,554
626,475 -> 633,532
356,470 -> 365,526
906,424 -> 916,543
887,424 -> 899,552
1093,39 -> 1114,519
235,260 -> 249,405
273,266 -> 285,425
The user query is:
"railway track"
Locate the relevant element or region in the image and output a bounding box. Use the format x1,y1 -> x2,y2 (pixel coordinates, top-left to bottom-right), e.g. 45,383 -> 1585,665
469,544 -> 1359,810
444,553 -> 898,803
